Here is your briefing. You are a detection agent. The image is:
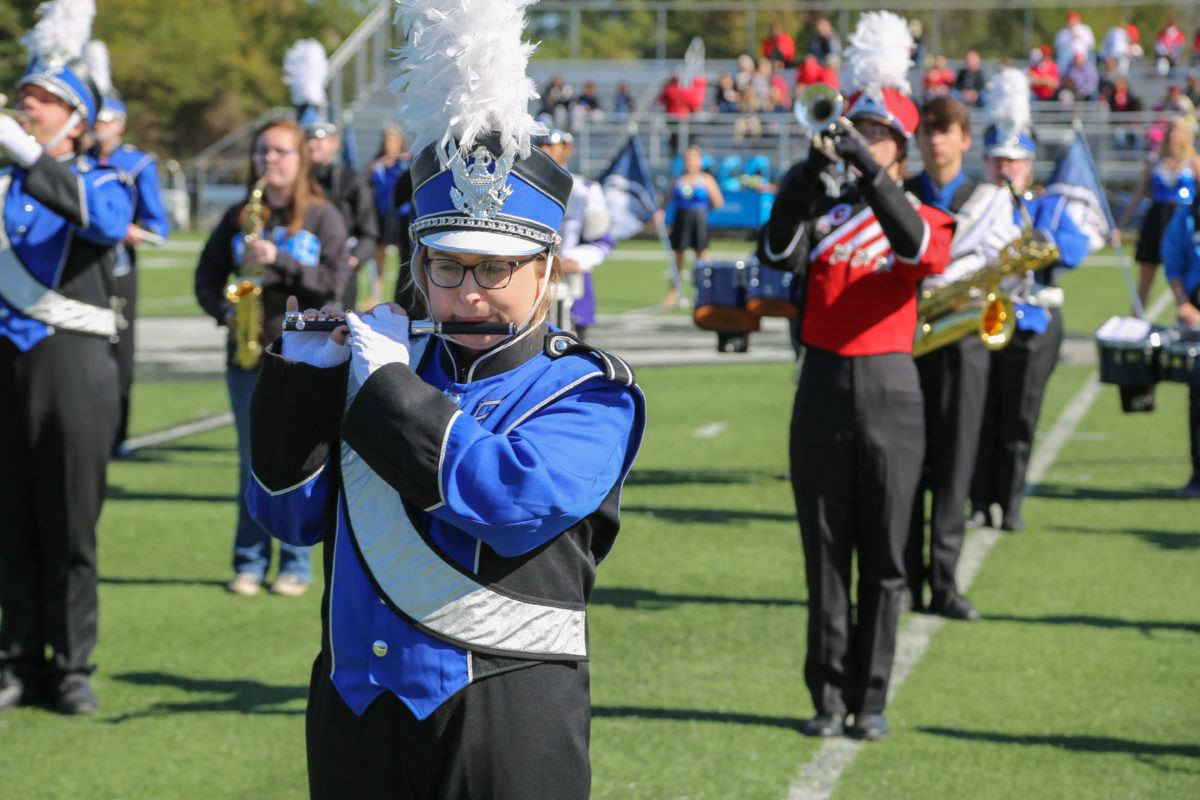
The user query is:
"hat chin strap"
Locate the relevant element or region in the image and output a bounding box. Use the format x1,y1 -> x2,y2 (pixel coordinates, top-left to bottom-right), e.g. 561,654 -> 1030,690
41,110 -> 82,155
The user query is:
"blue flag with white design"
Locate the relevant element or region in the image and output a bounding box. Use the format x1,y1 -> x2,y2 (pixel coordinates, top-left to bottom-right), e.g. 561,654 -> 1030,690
599,136 -> 658,241
1046,130 -> 1115,254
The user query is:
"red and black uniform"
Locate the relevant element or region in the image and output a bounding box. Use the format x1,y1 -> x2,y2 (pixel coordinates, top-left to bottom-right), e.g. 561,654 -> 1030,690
757,153 -> 953,721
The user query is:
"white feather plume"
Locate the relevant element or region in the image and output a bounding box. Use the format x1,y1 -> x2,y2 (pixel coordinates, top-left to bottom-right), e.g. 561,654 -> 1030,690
843,10 -> 913,96
390,0 -> 546,166
283,39 -> 329,107
83,40 -> 112,98
985,67 -> 1032,132
22,0 -> 96,69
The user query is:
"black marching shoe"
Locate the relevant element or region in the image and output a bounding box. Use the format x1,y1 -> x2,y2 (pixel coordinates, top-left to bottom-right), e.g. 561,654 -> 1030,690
930,593 -> 981,621
848,713 -> 889,741
999,513 -> 1025,532
53,675 -> 98,715
802,712 -> 846,737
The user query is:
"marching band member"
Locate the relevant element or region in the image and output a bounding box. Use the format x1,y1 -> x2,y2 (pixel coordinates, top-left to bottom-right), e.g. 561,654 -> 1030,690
0,0 -> 133,715
193,118 -> 352,599
757,11 -> 954,741
905,96 -> 1020,621
968,68 -> 1090,532
91,67 -> 171,458
535,128 -> 614,340
1158,185 -> 1200,498
244,1 -> 645,795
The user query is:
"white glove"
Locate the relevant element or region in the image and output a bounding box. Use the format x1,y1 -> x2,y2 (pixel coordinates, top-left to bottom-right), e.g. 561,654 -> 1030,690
347,305 -> 410,386
0,115 -> 41,168
281,325 -> 350,368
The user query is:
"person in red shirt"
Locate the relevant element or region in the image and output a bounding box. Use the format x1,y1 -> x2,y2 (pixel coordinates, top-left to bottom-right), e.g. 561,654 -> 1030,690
1029,45 -> 1060,101
756,10 -> 954,744
761,22 -> 796,68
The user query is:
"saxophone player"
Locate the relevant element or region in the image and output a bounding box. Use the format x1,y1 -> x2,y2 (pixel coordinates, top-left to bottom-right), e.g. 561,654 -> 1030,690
757,12 -> 954,741
903,96 -> 1021,621
968,68 -> 1090,533
193,119 -> 352,598
0,3 -> 133,715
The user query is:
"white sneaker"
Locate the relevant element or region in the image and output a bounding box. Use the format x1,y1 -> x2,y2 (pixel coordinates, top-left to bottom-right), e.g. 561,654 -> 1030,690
270,574 -> 309,597
226,572 -> 262,596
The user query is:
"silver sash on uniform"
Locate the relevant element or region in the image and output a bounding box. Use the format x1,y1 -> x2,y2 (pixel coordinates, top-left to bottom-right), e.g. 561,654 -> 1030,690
0,174 -> 118,337
340,337 -> 588,658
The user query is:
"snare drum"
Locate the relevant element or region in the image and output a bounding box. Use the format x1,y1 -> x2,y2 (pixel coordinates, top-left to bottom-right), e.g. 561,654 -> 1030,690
693,261 -> 760,333
745,263 -> 797,318
1095,329 -> 1163,387
1160,326 -> 1200,385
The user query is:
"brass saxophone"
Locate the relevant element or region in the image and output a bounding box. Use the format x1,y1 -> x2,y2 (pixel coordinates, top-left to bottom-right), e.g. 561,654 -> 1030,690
912,187 -> 1061,358
226,176 -> 269,369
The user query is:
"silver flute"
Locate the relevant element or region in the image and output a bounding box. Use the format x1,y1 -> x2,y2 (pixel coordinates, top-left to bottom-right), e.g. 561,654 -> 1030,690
282,311 -> 516,336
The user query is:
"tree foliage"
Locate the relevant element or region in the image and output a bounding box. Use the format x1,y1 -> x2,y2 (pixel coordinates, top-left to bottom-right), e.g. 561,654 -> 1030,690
0,0 -> 365,159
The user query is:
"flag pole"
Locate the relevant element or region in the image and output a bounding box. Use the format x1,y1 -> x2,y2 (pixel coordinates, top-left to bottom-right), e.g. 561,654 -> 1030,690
1113,241 -> 1147,320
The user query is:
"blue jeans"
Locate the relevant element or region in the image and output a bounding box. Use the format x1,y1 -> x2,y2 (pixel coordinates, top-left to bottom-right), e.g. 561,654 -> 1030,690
226,366 -> 312,582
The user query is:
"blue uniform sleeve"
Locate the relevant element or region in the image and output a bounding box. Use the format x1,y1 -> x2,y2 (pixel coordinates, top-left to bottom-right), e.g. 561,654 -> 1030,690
1161,204 -> 1193,284
246,465 -> 332,547
434,383 -> 639,557
132,157 -> 170,238
1034,194 -> 1089,269
21,155 -> 132,245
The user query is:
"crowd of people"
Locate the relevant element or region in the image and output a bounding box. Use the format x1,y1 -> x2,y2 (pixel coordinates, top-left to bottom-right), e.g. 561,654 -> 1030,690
2,3 -> 1199,798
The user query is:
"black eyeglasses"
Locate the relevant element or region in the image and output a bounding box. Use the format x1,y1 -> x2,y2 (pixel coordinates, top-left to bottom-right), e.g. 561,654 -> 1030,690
425,256 -> 541,290
253,146 -> 297,160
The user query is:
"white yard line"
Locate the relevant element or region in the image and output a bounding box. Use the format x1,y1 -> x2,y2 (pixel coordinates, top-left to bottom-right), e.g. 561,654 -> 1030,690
122,412 -> 234,452
783,289 -> 1172,800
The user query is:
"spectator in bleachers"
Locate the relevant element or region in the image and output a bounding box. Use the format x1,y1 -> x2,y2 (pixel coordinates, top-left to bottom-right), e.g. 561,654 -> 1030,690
613,82 -> 634,114
1154,83 -> 1194,114
954,50 -> 987,106
1193,25 -> 1200,67
1099,23 -> 1134,75
1054,11 -> 1095,75
657,72 -> 707,154
922,54 -> 955,102
1103,76 -> 1143,151
540,74 -> 571,128
1029,45 -> 1061,101
733,54 -> 757,95
762,22 -> 796,68
764,83 -> 790,116
909,19 -> 926,68
794,53 -> 838,92
733,85 -> 764,140
749,57 -> 788,103
1098,56 -> 1120,98
1155,19 -> 1186,76
1064,49 -> 1099,101
575,81 -> 601,115
807,17 -> 841,66
713,72 -> 741,113
1186,70 -> 1200,108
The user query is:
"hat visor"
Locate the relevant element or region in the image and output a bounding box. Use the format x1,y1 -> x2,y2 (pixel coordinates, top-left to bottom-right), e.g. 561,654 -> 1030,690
419,229 -> 546,258
985,143 -> 1035,160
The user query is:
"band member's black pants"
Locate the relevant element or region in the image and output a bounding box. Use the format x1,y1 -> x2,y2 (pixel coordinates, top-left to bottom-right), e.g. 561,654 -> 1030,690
0,334 -> 118,686
306,653 -> 590,799
790,347 -> 924,718
908,336 -> 990,606
112,250 -> 137,449
971,310 -> 1064,526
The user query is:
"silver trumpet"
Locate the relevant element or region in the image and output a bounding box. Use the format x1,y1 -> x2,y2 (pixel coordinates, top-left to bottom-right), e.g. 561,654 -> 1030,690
792,83 -> 870,164
283,311 -> 516,337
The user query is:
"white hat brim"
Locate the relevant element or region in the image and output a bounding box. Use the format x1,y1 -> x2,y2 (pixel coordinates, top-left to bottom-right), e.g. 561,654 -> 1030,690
419,229 -> 546,257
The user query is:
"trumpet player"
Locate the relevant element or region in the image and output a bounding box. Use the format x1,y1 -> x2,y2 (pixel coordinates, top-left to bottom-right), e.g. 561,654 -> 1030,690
0,2 -> 133,715
193,119 -> 352,599
757,11 -> 955,741
904,96 -> 1021,621
968,68 -> 1090,533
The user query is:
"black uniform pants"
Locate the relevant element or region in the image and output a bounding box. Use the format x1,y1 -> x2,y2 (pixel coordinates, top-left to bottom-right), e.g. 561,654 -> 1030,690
907,336 -> 990,605
971,310 -> 1064,525
112,248 -> 137,448
0,334 -> 119,683
306,653 -> 591,800
790,347 -> 924,717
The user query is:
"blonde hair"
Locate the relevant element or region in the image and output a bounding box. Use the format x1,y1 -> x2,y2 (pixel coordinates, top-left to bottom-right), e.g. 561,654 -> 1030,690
1167,114 -> 1199,161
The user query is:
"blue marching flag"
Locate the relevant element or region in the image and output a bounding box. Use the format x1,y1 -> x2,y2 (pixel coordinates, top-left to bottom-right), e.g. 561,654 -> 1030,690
599,136 -> 658,241
1045,129 -> 1115,254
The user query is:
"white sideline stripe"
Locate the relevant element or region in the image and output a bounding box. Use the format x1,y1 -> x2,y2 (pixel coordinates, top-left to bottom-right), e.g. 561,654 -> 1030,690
693,422 -> 728,438
122,412 -> 233,451
783,286 -> 1175,800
